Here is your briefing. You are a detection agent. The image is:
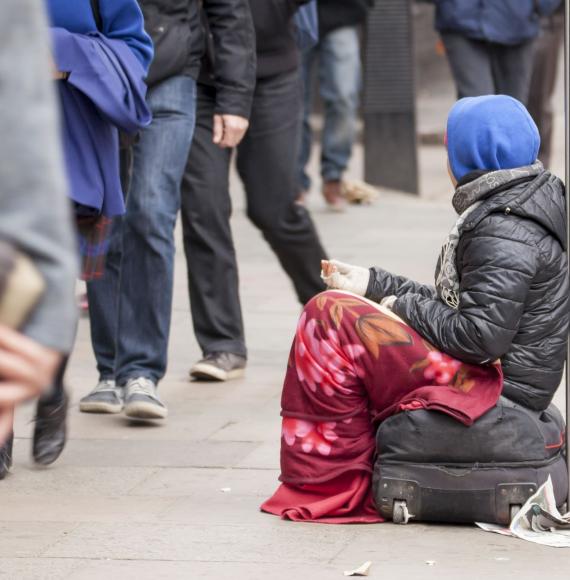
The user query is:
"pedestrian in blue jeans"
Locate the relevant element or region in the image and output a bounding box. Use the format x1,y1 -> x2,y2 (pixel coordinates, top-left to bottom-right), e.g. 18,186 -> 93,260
81,0 -> 256,420
298,0 -> 373,211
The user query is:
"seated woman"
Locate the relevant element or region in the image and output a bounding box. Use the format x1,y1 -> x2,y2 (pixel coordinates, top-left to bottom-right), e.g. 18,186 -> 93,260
261,95 -> 569,524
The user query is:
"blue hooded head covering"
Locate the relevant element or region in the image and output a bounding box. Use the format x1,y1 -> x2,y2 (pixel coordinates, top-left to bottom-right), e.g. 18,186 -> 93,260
446,95 -> 540,182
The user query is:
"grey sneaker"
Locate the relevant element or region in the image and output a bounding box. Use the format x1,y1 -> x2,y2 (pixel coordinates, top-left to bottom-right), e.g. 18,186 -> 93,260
124,377 -> 167,419
189,353 -> 246,382
79,380 -> 123,414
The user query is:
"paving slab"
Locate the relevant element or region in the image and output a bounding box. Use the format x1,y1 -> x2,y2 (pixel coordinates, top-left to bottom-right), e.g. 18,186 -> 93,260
66,560 -> 361,580
0,558 -> 83,580
0,523 -> 76,558
43,521 -> 355,563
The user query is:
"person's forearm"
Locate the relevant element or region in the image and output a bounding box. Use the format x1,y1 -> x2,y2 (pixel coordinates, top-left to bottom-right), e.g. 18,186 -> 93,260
0,0 -> 78,353
366,267 -> 437,302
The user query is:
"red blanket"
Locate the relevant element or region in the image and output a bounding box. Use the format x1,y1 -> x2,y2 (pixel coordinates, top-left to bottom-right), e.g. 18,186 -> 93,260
261,291 -> 503,523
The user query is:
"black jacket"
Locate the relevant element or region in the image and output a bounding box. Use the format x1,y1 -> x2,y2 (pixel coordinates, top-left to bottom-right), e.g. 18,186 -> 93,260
367,170 -> 569,411
249,0 -> 310,78
140,0 -> 256,118
318,0 -> 374,37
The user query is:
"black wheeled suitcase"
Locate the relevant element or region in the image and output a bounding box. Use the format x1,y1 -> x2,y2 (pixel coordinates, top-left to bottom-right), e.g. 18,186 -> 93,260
372,397 -> 568,525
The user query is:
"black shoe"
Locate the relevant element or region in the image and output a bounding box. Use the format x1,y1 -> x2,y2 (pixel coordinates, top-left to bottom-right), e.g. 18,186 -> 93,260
0,433 -> 13,480
189,353 -> 247,382
33,392 -> 68,466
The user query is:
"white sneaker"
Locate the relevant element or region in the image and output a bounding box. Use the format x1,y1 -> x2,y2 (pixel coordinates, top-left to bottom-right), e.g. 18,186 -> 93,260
79,380 -> 123,414
124,377 -> 167,420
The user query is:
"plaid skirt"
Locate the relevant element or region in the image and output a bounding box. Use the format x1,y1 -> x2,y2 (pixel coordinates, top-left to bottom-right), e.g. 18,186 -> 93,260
76,214 -> 114,281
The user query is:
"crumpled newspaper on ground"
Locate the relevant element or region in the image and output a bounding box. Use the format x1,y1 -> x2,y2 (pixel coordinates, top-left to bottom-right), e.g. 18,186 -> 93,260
476,477 -> 570,548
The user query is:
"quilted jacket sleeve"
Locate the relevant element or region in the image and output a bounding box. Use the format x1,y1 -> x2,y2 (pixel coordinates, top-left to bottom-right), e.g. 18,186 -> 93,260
390,227 -> 538,364
366,268 -> 437,302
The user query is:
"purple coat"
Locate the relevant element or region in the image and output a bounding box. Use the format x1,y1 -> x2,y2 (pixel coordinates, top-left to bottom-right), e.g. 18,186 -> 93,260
52,29 -> 152,217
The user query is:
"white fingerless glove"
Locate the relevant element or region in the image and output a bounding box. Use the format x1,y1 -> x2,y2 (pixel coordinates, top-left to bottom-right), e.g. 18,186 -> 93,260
380,295 -> 397,311
321,259 -> 370,296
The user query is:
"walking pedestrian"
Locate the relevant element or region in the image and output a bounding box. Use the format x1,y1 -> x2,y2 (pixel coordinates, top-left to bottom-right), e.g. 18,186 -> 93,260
35,0 -> 153,462
430,0 -> 562,104
298,0 -> 373,211
182,0 -> 329,383
80,0 -> 257,418
0,0 -> 78,477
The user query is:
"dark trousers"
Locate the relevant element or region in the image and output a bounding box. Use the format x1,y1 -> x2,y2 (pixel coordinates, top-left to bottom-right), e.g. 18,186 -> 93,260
527,10 -> 565,168
38,356 -> 69,406
181,70 -> 327,358
441,32 -> 536,104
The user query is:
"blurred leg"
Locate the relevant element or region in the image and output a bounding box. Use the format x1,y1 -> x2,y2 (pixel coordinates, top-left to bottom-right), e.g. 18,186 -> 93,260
319,27 -> 361,184
237,71 -> 327,304
491,40 -> 536,105
527,11 -> 565,167
298,46 -> 318,194
180,85 -> 246,358
441,33 -> 494,98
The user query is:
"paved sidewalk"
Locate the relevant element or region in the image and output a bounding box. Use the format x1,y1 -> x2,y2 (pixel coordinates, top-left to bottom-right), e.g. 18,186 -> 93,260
1,175 -> 568,579
2,40 -> 568,577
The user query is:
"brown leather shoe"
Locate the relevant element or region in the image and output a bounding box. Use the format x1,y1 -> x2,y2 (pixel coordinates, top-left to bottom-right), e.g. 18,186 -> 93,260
322,180 -> 347,212
190,353 -> 247,382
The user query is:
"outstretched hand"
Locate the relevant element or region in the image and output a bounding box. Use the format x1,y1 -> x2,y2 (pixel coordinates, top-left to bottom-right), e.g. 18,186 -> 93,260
321,259 -> 370,297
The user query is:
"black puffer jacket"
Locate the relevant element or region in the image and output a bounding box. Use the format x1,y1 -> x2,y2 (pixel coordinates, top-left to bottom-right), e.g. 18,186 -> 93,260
367,170 -> 569,411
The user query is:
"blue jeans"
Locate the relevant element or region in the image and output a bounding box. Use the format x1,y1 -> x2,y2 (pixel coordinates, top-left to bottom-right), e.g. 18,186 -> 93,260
87,75 -> 197,385
298,26 -> 362,192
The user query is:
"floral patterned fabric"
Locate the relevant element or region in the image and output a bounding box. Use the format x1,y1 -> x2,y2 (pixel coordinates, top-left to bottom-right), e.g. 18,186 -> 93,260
261,291 -> 503,524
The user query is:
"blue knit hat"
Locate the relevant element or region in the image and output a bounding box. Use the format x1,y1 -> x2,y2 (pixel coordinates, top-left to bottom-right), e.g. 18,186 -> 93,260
446,95 -> 540,182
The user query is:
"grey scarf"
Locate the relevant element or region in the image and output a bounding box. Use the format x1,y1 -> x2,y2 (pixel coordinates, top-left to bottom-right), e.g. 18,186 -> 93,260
435,162 -> 543,309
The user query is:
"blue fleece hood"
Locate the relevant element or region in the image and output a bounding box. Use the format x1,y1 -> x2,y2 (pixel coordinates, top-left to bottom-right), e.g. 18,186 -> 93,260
446,95 -> 540,182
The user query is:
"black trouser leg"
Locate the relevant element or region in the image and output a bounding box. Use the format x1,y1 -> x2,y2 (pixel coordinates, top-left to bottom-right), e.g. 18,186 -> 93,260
236,71 -> 327,305
527,11 -> 565,168
180,85 -> 247,358
34,355 -> 69,465
39,355 -> 69,406
491,40 -> 536,105
441,33 -> 495,99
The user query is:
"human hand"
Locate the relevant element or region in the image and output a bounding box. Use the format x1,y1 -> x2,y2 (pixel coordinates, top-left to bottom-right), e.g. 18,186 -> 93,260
321,259 -> 370,296
380,295 -> 397,311
0,325 -> 61,409
212,114 -> 249,148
